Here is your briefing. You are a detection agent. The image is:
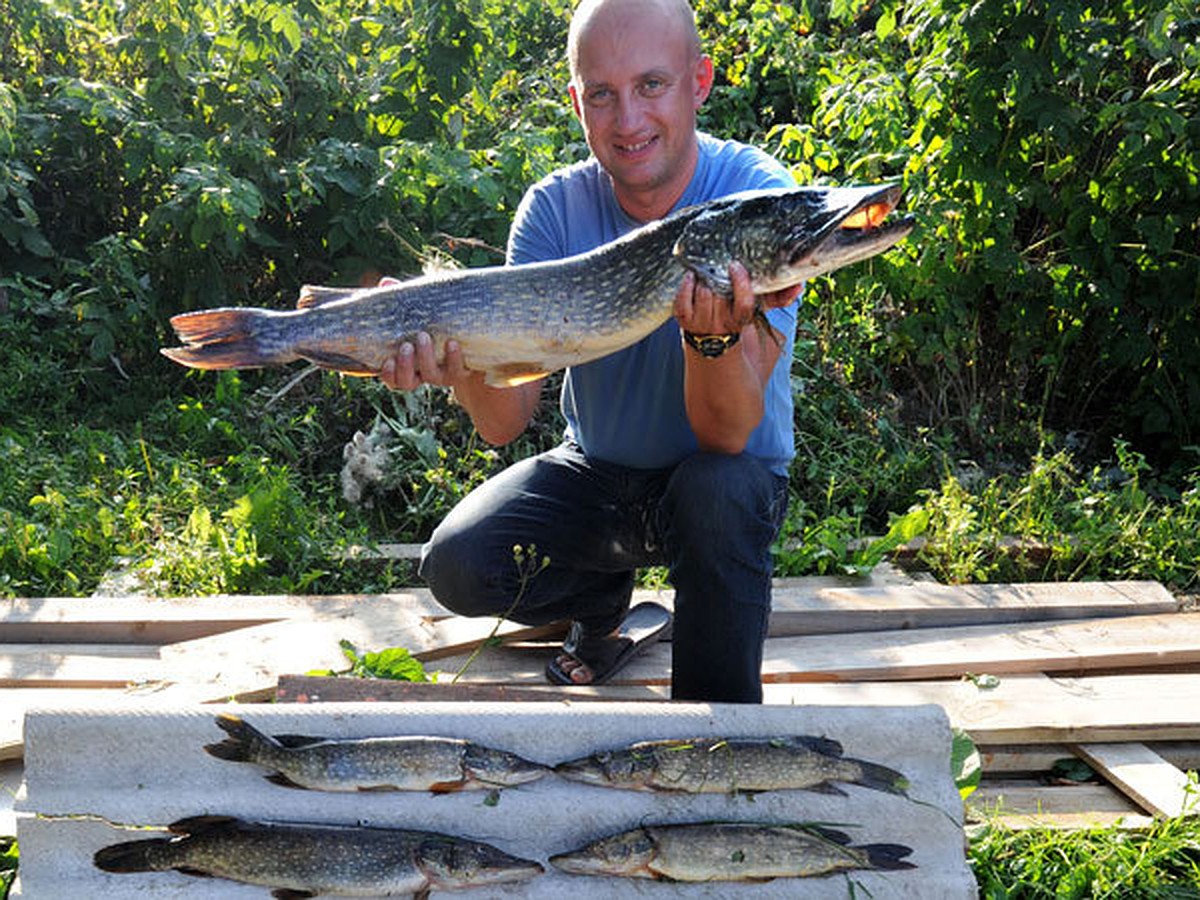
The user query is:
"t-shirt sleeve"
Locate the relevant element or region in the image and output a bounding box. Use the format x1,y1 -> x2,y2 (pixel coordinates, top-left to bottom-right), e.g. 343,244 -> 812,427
506,182 -> 566,266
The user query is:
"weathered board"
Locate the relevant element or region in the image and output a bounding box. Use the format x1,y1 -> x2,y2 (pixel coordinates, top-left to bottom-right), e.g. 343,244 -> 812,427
968,781 -> 1150,829
1070,742 -> 1200,818
429,613 -> 1200,685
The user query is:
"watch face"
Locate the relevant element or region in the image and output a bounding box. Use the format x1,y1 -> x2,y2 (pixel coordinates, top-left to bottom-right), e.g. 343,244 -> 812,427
685,332 -> 739,358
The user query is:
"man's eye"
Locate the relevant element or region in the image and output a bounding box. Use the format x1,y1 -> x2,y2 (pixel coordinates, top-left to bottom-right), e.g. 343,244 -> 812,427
641,78 -> 667,95
587,88 -> 613,105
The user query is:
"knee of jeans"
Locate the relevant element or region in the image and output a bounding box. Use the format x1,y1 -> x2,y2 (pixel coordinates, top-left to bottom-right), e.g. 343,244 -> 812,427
419,528 -> 501,617
665,453 -> 775,535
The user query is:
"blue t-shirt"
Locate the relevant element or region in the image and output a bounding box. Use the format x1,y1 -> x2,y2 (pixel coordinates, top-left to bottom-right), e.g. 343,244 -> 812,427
507,133 -> 798,476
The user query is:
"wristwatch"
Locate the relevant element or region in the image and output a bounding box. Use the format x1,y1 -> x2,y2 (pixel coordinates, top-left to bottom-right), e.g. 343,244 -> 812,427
683,331 -> 741,358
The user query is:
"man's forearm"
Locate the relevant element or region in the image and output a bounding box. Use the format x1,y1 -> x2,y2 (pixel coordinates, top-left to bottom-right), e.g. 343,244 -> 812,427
453,374 -> 544,446
682,324 -> 777,454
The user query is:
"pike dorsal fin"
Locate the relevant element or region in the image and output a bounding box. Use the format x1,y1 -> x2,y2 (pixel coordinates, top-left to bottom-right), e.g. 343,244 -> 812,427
296,285 -> 359,309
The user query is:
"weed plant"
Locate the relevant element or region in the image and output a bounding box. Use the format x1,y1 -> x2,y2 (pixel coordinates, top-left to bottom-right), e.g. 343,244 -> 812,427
970,815 -> 1200,898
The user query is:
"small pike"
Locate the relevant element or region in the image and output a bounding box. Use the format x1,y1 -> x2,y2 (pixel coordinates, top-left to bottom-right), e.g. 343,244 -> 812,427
94,815 -> 544,898
162,185 -> 913,386
554,735 -> 909,796
205,713 -> 547,793
549,822 -> 915,882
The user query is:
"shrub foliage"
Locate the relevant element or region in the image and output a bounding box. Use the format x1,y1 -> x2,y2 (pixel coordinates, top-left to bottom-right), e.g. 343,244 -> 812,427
1,0 -> 1198,596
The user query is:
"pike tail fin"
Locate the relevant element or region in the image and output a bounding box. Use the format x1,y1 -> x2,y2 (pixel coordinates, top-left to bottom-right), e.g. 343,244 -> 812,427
862,843 -> 917,871
204,712 -> 281,762
162,308 -> 294,370
854,758 -> 911,796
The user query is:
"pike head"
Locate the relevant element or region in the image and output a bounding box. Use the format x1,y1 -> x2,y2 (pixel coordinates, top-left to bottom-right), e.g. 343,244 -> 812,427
673,183 -> 915,294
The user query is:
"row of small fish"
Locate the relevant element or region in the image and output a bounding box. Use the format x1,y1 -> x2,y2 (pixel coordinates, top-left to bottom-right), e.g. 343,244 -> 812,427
94,815 -> 913,896
207,714 -> 909,797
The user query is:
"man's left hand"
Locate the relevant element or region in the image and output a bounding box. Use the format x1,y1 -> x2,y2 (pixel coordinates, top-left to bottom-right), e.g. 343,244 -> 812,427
674,261 -> 801,335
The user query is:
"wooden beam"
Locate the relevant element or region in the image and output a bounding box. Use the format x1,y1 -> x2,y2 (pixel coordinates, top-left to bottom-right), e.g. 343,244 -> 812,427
275,674 -> 666,704
1070,742 -> 1200,818
0,645 -> 163,689
968,781 -> 1150,829
765,580 -> 1177,635
759,674 -> 1200,744
430,612 -> 1200,685
0,592 -> 447,643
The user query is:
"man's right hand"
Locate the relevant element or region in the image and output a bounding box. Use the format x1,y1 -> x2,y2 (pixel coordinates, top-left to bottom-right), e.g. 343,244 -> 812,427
378,332 -> 473,392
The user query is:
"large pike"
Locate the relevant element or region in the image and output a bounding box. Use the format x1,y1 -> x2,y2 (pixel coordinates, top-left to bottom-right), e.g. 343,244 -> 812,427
94,815 -> 544,898
205,713 -> 548,793
554,735 -> 909,796
163,185 -> 914,385
549,822 -> 915,882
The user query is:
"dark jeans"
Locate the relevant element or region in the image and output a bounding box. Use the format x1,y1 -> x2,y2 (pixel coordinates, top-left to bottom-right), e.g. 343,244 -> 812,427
419,441 -> 789,702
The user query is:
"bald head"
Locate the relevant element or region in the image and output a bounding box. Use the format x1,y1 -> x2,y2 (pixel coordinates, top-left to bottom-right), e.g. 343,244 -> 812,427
568,0 -> 702,80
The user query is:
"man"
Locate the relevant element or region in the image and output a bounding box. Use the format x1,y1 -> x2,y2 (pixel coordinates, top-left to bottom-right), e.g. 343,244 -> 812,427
380,0 -> 799,702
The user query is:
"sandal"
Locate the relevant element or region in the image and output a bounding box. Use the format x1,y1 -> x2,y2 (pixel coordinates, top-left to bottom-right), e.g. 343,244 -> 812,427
545,601 -> 672,686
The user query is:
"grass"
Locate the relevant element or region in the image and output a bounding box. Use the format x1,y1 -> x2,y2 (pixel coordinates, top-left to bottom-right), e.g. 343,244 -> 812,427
2,289 -> 1200,900
970,816 -> 1200,898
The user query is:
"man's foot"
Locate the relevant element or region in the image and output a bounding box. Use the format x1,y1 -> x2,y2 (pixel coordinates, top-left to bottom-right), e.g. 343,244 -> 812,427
545,602 -> 672,686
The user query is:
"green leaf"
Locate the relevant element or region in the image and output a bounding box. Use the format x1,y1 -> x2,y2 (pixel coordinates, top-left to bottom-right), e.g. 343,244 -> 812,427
875,8 -> 896,40
951,729 -> 982,800
355,646 -> 429,682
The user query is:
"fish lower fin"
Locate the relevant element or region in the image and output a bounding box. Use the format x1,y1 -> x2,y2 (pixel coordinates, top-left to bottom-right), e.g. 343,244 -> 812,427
273,890 -> 318,899
274,733 -> 328,749
862,843 -> 916,871
294,349 -> 379,376
163,309 -> 293,370
484,363 -> 550,387
804,782 -> 847,796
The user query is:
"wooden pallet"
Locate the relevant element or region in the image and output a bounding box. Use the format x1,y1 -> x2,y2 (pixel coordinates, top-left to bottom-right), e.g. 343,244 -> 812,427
2,575 -> 1196,829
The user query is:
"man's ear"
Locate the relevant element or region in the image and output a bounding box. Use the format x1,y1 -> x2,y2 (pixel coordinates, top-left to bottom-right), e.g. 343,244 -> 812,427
693,55 -> 714,108
568,82 -> 583,120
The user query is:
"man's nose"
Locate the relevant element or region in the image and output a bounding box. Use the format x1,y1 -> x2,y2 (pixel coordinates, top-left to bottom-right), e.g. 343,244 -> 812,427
614,90 -> 646,132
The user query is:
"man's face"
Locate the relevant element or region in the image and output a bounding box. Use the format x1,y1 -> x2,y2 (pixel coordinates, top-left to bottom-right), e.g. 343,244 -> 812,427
569,5 -> 712,220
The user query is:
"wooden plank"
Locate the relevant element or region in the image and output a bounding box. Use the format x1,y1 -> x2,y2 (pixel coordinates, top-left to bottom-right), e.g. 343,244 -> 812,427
0,597 -> 290,644
420,617 -> 568,660
986,743 -> 1200,778
968,781 -> 1149,829
158,607 -> 436,701
275,674 -> 666,703
759,674 -> 1200,744
0,646 -> 163,689
764,580 -> 1177,635
0,592 -> 448,643
429,612 -> 1200,685
271,673 -> 1200,746
1070,742 -> 1200,818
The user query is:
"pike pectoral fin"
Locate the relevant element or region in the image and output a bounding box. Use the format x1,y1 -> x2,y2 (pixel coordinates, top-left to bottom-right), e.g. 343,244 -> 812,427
804,782 -> 848,796
485,364 -> 551,387
273,733 -> 327,749
297,349 -> 379,376
272,890 -> 319,899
